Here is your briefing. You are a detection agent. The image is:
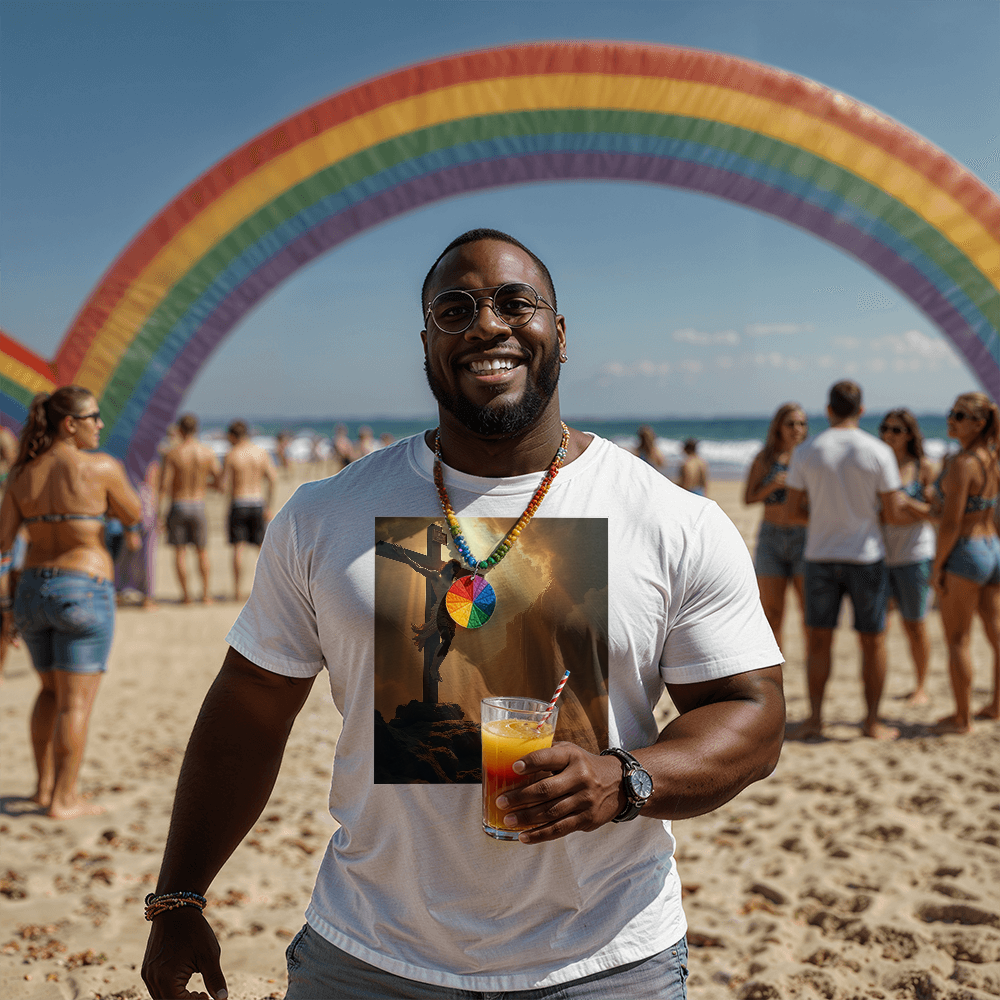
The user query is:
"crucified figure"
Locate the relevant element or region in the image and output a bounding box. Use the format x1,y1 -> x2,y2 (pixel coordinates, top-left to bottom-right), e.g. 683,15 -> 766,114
375,540 -> 471,684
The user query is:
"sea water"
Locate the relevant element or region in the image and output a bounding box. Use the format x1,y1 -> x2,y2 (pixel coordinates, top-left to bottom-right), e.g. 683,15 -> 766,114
203,415 -> 954,481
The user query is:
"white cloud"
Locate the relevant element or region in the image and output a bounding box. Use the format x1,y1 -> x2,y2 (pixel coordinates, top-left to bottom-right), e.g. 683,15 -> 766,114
716,356 -> 735,369
832,336 -> 861,350
871,329 -> 961,366
678,359 -> 704,374
598,360 -> 672,378
745,322 -> 815,336
673,327 -> 740,345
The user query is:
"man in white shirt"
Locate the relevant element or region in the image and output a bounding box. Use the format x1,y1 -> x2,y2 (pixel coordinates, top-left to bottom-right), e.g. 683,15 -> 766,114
785,380 -> 910,740
142,229 -> 784,999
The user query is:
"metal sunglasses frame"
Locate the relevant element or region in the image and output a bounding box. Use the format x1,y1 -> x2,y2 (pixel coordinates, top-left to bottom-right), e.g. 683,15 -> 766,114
425,282 -> 556,335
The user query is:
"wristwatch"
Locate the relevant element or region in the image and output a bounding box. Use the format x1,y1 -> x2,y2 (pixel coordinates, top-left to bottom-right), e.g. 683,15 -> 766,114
600,747 -> 653,822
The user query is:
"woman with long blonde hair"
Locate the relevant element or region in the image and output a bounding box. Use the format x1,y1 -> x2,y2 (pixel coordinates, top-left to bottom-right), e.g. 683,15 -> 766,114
1,387 -> 141,817
931,392 -> 999,732
744,403 -> 809,649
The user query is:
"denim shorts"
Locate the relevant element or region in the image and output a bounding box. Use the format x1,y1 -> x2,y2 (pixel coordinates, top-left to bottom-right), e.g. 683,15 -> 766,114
284,923 -> 689,999
754,521 -> 806,579
943,534 -> 1000,587
803,560 -> 889,633
13,567 -> 116,674
887,559 -> 933,621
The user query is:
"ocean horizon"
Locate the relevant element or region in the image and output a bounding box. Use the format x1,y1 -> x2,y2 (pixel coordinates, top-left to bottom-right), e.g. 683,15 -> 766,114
199,413 -> 955,482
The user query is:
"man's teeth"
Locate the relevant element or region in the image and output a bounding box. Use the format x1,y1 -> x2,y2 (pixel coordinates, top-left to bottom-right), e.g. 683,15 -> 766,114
468,359 -> 519,374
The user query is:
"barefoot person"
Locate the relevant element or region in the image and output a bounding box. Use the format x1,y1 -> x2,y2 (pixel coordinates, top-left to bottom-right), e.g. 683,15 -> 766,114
221,421 -> 278,602
0,387 -> 141,817
143,229 -> 783,999
878,410 -> 935,706
784,380 -> 920,740
158,413 -> 220,604
930,393 -> 1000,732
744,403 -> 809,651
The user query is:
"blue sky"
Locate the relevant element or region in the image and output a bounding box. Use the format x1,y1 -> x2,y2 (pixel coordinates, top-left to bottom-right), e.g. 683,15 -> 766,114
2,0 -> 997,420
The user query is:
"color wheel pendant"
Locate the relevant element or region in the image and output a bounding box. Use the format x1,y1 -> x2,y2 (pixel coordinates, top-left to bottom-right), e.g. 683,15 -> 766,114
445,575 -> 496,629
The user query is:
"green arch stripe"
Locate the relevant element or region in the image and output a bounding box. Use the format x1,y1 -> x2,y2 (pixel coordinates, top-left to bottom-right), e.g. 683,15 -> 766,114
97,107 -> 998,428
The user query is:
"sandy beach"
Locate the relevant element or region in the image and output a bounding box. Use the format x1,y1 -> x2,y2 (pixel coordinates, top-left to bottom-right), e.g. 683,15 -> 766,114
1,467 -> 998,1000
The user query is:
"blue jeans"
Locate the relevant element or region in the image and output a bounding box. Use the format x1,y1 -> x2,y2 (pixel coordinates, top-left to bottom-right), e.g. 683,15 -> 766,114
887,560 -> 933,621
284,924 -> 689,999
13,567 -> 116,673
754,522 -> 806,579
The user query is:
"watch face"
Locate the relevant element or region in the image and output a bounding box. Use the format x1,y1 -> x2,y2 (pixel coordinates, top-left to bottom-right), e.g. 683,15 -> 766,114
628,768 -> 653,800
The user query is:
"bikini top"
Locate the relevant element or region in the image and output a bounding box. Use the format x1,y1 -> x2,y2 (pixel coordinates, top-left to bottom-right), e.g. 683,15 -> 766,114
902,478 -> 926,501
933,453 -> 999,512
761,461 -> 788,506
21,512 -> 107,526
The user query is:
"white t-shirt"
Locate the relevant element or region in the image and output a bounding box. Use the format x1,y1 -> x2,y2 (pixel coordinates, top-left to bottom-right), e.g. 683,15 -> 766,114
227,432 -> 780,991
786,427 -> 902,563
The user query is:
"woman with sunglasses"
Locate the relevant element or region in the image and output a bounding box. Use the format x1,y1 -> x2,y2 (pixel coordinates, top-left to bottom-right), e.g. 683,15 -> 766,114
931,392 -> 1000,732
878,409 -> 935,705
0,387 -> 141,817
744,403 -> 809,649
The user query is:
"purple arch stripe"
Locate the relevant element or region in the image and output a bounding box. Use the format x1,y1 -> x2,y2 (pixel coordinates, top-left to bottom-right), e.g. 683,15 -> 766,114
124,150 -> 996,479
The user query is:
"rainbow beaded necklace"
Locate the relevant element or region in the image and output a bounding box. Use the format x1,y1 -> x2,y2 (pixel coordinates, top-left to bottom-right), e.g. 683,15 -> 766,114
433,423 -> 570,628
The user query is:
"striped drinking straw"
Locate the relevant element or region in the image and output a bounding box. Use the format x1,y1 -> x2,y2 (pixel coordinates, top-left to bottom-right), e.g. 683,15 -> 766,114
537,670 -> 570,731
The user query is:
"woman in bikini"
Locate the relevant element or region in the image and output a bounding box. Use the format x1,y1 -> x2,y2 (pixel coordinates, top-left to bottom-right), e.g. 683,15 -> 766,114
931,392 -> 1000,733
0,387 -> 142,817
744,403 -> 809,650
878,410 -> 935,705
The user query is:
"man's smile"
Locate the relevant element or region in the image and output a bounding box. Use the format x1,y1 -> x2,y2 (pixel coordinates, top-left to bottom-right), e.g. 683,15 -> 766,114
459,352 -> 529,384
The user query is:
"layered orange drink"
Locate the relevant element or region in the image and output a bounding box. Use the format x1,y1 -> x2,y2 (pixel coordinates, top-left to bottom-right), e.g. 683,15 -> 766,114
481,697 -> 558,841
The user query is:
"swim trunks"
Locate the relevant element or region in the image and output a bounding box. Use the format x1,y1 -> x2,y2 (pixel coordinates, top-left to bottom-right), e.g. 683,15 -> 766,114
166,501 -> 208,548
228,500 -> 267,546
13,566 -> 115,674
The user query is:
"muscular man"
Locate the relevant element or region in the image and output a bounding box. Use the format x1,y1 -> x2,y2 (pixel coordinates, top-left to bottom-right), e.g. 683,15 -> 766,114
143,229 -> 784,999
221,421 -> 277,602
785,380 -> 921,740
158,413 -> 220,604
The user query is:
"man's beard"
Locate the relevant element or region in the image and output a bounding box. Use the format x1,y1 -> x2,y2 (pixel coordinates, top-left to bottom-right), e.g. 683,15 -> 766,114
424,353 -> 560,437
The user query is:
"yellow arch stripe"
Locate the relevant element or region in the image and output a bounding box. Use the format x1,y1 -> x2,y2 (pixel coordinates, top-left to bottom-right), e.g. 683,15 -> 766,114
2,356 -> 55,395
77,73 -> 1000,391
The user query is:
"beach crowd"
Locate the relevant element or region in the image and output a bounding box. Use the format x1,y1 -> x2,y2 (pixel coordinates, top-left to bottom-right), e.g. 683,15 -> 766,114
637,382 -> 999,742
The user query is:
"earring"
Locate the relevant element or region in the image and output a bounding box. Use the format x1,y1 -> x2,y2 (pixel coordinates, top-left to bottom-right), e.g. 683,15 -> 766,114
560,353 -> 568,363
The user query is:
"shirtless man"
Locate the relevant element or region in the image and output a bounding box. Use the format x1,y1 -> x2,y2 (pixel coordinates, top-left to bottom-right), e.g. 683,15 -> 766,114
221,421 -> 277,602
677,438 -> 709,495
158,413 -> 220,604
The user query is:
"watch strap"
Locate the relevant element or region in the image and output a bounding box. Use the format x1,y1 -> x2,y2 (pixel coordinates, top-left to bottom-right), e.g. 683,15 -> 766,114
600,747 -> 650,823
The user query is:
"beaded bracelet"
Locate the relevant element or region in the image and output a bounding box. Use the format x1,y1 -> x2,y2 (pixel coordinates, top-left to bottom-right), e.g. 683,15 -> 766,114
144,890 -> 208,921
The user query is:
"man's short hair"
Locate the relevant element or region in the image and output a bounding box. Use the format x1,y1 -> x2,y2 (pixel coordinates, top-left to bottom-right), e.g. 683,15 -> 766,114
683,438 -> 698,454
421,228 -> 557,314
178,413 -> 199,435
228,420 -> 248,440
828,380 -> 862,419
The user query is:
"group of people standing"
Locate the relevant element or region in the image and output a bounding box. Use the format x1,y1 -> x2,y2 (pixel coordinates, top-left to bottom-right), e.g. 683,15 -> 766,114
744,381 -> 999,738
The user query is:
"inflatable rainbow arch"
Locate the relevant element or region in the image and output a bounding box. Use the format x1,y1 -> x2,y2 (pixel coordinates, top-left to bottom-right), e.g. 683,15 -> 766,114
2,41 -> 998,478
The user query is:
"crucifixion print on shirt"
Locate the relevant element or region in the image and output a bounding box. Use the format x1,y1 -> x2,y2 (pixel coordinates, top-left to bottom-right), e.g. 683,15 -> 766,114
374,517 -> 609,784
